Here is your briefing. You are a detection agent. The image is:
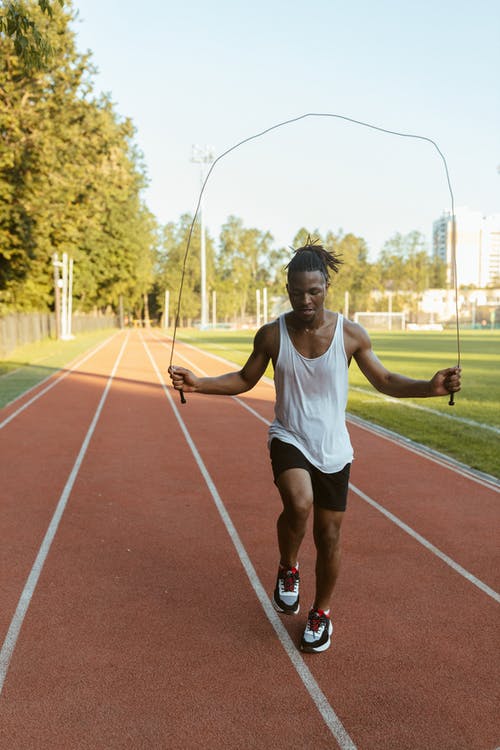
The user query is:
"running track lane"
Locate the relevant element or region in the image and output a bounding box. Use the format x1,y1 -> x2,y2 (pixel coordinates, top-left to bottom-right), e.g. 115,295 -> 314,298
0,330 -> 498,748
0,333 -> 127,643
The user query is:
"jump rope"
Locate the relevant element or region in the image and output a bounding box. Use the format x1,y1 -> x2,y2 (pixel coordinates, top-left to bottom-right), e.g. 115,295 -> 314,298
168,112 -> 461,406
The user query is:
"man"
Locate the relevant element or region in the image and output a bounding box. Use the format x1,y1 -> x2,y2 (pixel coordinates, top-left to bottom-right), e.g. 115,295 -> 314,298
169,242 -> 461,653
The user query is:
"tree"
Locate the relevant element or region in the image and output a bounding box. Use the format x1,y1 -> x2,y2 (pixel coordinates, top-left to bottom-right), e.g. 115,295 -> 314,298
331,231 -> 377,315
0,0 -> 64,69
430,255 -> 446,288
217,216 -> 276,322
376,230 -> 433,320
156,214 -> 216,326
0,0 -> 158,315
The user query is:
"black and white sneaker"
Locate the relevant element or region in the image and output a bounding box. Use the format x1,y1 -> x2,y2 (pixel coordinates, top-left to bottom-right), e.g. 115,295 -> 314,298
300,608 -> 333,653
273,565 -> 300,615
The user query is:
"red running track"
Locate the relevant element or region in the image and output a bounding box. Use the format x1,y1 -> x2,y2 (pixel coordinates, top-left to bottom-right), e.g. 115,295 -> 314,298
0,330 -> 498,750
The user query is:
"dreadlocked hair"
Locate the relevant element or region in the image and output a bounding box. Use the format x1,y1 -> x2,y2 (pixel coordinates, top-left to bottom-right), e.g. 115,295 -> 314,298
285,237 -> 343,282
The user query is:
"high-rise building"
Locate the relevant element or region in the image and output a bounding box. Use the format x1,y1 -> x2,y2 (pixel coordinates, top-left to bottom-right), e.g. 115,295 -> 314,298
433,207 -> 500,287
482,214 -> 500,287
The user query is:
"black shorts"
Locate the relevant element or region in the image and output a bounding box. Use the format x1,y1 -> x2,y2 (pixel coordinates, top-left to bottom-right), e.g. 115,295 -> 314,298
270,438 -> 351,512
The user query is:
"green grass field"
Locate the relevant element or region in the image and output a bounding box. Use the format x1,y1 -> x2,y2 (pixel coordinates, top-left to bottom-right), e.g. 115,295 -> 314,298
174,328 -> 500,479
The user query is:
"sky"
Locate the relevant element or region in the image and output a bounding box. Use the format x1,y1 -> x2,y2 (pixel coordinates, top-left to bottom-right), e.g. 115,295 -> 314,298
70,0 -> 499,258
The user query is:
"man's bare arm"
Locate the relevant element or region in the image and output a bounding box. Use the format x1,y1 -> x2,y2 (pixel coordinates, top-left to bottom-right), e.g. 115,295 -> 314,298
168,325 -> 274,396
347,322 -> 461,398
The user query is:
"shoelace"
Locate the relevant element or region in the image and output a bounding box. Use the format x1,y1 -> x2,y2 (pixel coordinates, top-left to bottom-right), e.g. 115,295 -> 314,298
306,610 -> 327,633
281,568 -> 298,592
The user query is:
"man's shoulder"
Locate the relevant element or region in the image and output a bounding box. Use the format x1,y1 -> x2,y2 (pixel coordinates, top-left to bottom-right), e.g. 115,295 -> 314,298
342,317 -> 371,355
342,316 -> 366,336
255,318 -> 280,356
257,317 -> 279,334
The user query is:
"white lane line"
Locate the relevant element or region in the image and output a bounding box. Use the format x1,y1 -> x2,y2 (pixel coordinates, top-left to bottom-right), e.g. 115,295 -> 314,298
160,339 -> 500,604
347,414 -> 499,492
162,333 -> 274,386
166,347 -> 270,426
0,333 -> 129,695
155,331 -> 274,385
142,335 -> 357,750
350,485 -> 500,604
165,334 -> 499,489
0,332 -> 119,429
151,335 -> 271,427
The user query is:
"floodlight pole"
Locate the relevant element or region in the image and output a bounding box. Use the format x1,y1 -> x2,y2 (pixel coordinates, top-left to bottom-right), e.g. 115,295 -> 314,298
60,252 -> 74,340
344,291 -> 349,320
52,252 -> 74,340
191,145 -> 214,328
52,253 -> 62,339
67,256 -> 74,337
164,289 -> 170,329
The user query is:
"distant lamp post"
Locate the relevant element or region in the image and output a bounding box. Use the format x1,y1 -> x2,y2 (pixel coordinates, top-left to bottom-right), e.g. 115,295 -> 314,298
191,144 -> 215,328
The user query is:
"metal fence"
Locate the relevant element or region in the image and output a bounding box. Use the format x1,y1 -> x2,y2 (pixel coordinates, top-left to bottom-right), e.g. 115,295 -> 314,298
0,312 -> 118,358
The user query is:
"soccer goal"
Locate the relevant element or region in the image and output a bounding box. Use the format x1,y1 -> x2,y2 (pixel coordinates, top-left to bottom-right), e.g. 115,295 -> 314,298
353,312 -> 406,331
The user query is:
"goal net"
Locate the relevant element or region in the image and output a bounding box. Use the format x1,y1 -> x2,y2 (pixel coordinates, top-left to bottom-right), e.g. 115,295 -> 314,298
353,312 -> 406,331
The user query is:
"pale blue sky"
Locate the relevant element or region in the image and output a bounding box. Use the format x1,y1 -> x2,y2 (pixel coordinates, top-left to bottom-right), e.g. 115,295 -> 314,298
71,0 -> 499,257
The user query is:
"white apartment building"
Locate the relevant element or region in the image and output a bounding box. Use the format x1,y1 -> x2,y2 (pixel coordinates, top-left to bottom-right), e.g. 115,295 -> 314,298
420,287 -> 500,325
433,207 -> 500,287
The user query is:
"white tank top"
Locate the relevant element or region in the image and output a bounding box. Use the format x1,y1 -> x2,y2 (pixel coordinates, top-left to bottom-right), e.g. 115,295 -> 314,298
268,313 -> 354,473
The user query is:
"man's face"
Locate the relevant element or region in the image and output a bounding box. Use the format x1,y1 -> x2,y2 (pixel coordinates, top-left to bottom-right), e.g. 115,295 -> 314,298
286,270 -> 328,324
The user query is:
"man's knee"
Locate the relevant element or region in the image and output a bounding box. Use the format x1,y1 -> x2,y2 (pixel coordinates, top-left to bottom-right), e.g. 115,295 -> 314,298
313,513 -> 343,554
277,469 -> 313,526
283,499 -> 312,527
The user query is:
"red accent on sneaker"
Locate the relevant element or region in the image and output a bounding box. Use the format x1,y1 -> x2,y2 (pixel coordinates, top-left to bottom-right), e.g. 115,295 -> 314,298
311,608 -> 330,618
307,609 -> 330,632
283,569 -> 298,592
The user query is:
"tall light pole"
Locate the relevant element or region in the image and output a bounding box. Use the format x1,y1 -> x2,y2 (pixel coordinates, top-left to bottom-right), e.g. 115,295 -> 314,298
52,253 -> 62,339
191,145 -> 214,328
52,252 -> 74,340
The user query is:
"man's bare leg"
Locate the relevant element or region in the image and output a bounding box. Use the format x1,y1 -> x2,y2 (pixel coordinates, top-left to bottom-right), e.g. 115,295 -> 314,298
275,468 -> 313,567
272,468 -> 313,615
312,506 -> 344,611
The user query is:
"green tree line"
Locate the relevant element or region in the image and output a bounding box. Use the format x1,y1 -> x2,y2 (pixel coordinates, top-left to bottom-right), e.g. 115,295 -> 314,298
0,0 -> 157,317
156,219 -> 445,325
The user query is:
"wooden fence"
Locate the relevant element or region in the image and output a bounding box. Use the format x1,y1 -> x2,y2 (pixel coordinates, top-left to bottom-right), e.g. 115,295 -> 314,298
0,312 -> 118,358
